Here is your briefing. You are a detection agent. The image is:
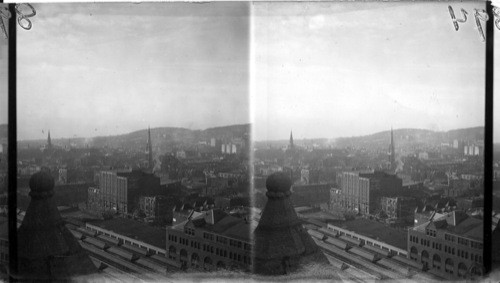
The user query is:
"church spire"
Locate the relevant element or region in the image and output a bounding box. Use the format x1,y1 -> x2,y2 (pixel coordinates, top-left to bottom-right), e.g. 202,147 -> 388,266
47,130 -> 52,150
289,130 -> 294,150
389,127 -> 396,172
147,126 -> 153,171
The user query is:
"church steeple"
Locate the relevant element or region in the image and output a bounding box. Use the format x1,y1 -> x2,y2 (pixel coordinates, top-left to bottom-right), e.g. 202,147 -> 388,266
289,130 -> 294,150
147,126 -> 153,171
389,127 -> 396,172
47,130 -> 52,150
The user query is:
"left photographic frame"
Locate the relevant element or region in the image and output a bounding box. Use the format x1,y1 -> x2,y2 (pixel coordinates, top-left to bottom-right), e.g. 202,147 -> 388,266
12,2 -> 251,281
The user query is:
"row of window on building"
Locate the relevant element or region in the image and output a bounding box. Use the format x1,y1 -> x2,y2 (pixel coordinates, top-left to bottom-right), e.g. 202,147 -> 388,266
445,233 -> 482,250
168,234 -> 178,243
199,231 -> 251,251
425,228 -> 436,237
410,235 -> 482,264
168,243 -> 251,266
185,227 -> 195,236
412,233 -> 482,251
169,234 -> 251,266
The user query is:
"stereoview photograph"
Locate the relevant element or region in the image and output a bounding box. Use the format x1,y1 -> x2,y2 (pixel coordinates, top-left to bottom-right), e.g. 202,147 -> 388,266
0,1 -> 495,282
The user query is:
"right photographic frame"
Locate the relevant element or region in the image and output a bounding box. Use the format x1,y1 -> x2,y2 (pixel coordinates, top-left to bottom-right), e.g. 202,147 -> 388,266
251,1 -> 492,280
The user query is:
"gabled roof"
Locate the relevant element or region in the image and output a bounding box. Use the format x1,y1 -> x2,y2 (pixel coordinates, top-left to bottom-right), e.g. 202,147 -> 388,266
434,218 -> 448,229
444,210 -> 468,226
414,210 -> 483,242
182,209 -> 253,242
452,217 -> 483,241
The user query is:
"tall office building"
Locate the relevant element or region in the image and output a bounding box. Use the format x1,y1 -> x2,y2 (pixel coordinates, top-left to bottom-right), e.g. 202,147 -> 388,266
332,170 -> 402,215
98,169 -> 161,215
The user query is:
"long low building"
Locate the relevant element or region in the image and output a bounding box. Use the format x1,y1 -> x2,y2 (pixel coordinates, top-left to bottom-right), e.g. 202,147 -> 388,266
325,219 -> 408,257
85,218 -> 166,256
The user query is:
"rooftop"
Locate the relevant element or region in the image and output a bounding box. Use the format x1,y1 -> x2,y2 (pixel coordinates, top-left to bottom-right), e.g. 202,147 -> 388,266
414,211 -> 483,242
173,209 -> 255,242
88,217 -> 166,248
292,184 -> 331,191
334,218 -> 407,250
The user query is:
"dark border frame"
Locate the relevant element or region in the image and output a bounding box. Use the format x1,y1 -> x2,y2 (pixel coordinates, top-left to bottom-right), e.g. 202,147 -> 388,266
3,0 -> 497,280
484,0 -> 494,275
7,3 -> 17,281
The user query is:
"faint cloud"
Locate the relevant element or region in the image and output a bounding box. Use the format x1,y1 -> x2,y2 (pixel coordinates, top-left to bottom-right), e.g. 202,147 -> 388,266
308,14 -> 325,30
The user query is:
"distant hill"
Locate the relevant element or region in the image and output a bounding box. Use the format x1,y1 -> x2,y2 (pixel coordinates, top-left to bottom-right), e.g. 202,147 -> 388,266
17,124 -> 250,153
335,127 -> 484,149
96,124 -> 249,149
255,138 -> 329,149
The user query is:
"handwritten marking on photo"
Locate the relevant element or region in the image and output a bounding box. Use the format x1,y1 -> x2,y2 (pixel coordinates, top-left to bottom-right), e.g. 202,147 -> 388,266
0,3 -> 37,39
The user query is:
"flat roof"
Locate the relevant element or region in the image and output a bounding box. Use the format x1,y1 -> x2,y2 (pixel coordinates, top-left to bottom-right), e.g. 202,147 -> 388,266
333,218 -> 407,250
299,210 -> 344,222
88,218 -> 165,249
414,213 -> 483,242
173,210 -> 254,242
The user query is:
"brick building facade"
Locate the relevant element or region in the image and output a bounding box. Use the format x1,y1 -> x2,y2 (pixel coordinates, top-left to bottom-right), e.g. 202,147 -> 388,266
407,210 -> 483,280
166,209 -> 253,271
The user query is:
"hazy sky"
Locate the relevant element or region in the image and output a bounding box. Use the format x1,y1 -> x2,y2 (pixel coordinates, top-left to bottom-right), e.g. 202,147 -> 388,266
15,3 -> 249,140
1,2 -> 498,142
253,2 -> 488,141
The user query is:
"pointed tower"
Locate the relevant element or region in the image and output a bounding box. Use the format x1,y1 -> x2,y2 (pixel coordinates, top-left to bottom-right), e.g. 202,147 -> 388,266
47,130 -> 52,150
389,127 -> 396,172
289,130 -> 294,150
15,170 -> 97,280
147,126 -> 153,171
253,172 -> 330,275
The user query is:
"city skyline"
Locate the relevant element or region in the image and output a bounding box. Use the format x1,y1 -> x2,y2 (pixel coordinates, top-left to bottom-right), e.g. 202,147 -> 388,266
11,123 -> 484,143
